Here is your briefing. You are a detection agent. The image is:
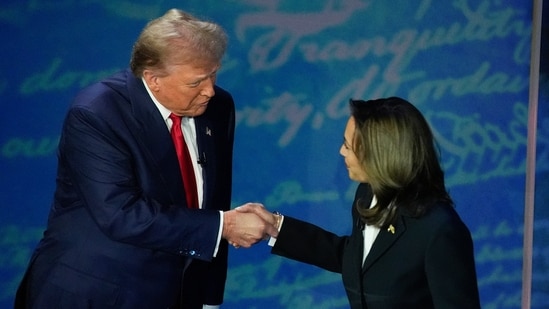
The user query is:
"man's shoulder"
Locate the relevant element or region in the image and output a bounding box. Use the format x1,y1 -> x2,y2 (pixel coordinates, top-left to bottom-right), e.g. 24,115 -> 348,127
69,70 -> 136,114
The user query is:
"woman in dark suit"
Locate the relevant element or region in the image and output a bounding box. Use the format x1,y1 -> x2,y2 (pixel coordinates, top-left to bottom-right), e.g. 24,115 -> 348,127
240,97 -> 481,308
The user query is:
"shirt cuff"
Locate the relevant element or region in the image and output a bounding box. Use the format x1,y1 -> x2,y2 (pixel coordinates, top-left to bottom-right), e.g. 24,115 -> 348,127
213,210 -> 223,257
267,215 -> 284,247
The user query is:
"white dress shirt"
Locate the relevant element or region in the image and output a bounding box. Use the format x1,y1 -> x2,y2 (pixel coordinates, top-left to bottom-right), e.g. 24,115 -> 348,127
362,195 -> 380,264
142,80 -> 223,309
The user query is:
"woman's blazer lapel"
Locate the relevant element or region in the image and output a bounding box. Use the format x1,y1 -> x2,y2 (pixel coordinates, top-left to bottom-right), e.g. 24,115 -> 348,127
362,214 -> 406,272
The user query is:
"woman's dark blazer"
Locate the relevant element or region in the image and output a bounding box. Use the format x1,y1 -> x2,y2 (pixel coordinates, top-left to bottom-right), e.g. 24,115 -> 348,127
272,183 -> 481,309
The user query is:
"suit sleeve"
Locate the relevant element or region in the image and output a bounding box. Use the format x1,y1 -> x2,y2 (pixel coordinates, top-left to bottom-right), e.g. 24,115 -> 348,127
424,216 -> 481,308
59,106 -> 220,260
271,216 -> 348,273
272,183 -> 369,273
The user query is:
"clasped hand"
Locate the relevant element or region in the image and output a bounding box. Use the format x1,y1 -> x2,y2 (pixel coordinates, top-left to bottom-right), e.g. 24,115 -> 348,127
222,203 -> 278,248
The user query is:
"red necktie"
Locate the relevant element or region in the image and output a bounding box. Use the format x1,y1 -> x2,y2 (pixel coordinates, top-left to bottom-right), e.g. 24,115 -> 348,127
169,113 -> 199,209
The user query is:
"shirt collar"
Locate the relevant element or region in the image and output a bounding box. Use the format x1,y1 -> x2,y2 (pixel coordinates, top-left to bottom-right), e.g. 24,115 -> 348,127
141,78 -> 172,123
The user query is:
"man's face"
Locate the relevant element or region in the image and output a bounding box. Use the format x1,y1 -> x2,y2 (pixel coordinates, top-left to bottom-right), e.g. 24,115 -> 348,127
144,61 -> 219,117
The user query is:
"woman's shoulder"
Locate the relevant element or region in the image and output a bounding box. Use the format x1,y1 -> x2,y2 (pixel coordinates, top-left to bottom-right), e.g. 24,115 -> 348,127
404,201 -> 467,229
419,202 -> 472,237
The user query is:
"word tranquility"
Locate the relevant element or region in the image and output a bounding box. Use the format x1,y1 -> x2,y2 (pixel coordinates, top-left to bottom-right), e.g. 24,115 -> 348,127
236,0 -> 530,72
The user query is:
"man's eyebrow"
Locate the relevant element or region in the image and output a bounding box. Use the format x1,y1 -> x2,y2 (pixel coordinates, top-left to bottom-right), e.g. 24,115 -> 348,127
186,68 -> 218,84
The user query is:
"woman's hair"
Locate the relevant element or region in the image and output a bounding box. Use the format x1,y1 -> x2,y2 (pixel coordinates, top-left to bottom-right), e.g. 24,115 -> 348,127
350,97 -> 452,228
130,8 -> 228,77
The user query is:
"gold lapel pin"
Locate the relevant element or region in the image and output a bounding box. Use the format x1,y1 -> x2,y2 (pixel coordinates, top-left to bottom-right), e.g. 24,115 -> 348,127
387,224 -> 395,234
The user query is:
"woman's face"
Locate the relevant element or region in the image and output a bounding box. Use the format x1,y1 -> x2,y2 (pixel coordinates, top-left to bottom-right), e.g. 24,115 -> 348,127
339,116 -> 368,183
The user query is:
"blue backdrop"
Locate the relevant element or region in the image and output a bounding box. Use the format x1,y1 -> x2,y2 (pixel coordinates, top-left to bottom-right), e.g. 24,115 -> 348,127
1,1 -> 548,308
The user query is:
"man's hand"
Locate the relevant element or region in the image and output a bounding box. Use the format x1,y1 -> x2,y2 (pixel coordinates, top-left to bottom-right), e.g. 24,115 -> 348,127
222,203 -> 278,248
235,202 -> 277,226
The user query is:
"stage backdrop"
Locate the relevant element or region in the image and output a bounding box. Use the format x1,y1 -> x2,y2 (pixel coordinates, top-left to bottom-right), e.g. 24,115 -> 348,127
1,1 -> 548,308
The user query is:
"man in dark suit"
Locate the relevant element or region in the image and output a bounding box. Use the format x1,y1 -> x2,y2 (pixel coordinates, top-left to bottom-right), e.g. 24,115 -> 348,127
15,9 -> 277,309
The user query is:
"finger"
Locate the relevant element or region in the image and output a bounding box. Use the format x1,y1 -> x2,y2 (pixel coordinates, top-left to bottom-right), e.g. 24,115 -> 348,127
234,203 -> 260,213
237,239 -> 254,248
256,209 -> 276,224
245,202 -> 265,209
235,205 -> 254,213
265,223 -> 279,238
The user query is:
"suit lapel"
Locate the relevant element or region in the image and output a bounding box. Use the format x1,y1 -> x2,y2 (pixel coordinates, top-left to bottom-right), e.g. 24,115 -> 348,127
194,117 -> 216,209
362,214 -> 406,272
125,71 -> 186,203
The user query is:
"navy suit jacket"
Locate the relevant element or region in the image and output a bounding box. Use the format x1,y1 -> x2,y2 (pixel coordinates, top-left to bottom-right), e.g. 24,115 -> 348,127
272,183 -> 481,309
16,70 -> 235,308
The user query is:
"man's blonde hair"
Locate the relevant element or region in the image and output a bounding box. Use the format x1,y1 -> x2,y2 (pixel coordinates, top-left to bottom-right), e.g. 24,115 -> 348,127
130,8 -> 227,77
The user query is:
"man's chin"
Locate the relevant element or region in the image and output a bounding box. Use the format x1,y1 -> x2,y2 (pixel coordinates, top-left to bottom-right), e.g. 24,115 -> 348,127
190,105 -> 208,117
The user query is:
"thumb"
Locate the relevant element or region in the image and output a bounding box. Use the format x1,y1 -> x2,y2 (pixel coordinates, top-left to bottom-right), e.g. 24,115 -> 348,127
235,202 -> 264,213
234,204 -> 251,212
265,222 -> 279,238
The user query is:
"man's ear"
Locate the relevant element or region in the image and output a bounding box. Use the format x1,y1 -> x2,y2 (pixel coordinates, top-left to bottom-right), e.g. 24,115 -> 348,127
142,70 -> 160,92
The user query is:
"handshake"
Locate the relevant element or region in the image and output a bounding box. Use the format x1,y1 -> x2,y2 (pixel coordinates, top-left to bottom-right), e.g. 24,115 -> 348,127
222,203 -> 280,249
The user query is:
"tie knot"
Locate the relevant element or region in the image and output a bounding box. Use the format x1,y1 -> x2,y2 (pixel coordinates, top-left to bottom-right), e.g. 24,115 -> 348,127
169,113 -> 182,126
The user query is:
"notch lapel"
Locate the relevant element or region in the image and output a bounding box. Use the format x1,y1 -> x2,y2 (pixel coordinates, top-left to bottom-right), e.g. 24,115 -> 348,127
362,215 -> 406,272
125,71 -> 186,203
194,117 -> 216,209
